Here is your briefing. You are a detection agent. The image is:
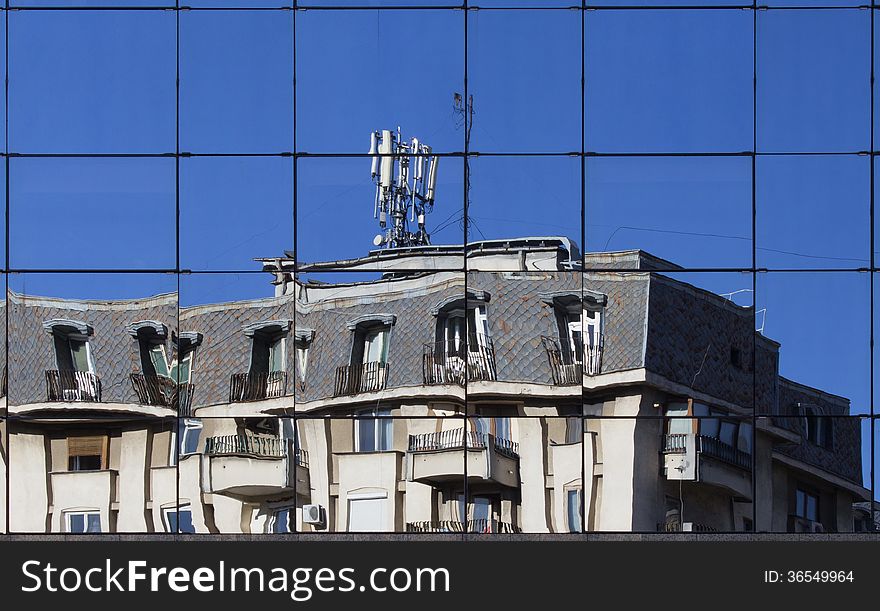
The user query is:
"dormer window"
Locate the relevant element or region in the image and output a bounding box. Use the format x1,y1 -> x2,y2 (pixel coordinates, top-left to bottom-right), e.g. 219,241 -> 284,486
428,292 -> 494,384
127,320 -> 170,378
541,290 -> 605,383
43,319 -> 100,402
335,314 -> 395,396
127,321 -> 176,407
798,403 -> 833,450
45,319 -> 94,374
232,320 -> 292,401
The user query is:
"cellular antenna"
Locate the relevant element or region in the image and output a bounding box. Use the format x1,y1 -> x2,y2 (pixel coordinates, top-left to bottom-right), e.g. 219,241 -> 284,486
369,127 -> 439,249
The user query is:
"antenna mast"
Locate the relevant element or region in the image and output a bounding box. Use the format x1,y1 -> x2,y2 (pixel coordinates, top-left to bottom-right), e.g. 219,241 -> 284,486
369,127 -> 439,249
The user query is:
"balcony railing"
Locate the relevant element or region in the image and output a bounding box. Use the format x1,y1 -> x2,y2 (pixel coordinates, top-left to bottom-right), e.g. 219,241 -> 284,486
541,336 -> 582,386
295,448 -> 309,468
406,520 -> 520,533
333,361 -> 389,396
46,370 -> 102,402
130,373 -> 177,407
663,433 -> 751,471
177,382 -> 195,417
585,341 -> 603,376
229,371 -> 288,403
467,339 -> 497,382
408,427 -> 519,459
422,341 -> 467,386
204,434 -> 287,458
657,521 -> 718,533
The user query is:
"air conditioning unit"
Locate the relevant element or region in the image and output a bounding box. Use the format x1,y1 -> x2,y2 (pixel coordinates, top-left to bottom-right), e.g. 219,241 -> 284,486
303,504 -> 325,526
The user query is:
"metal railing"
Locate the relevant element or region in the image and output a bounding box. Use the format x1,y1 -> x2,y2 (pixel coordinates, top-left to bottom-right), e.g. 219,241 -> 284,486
177,383 -> 195,417
657,521 -> 718,533
467,339 -> 497,382
422,341 -> 467,386
406,520 -> 520,534
663,433 -> 751,470
229,371 -> 288,403
294,448 -> 309,468
585,341 -> 603,376
46,370 -> 102,402
204,434 -> 286,458
130,373 -> 177,407
333,360 -> 389,396
541,336 -> 583,386
408,427 -> 519,459
697,435 -> 752,470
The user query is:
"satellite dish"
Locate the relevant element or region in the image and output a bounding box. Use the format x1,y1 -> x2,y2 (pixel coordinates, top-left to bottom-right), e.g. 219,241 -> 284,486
373,234 -> 385,247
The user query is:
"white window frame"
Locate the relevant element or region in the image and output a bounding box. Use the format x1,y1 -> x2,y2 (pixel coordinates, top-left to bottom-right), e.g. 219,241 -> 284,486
162,505 -> 194,534
171,419 -> 203,465
65,510 -> 101,534
355,407 -> 393,452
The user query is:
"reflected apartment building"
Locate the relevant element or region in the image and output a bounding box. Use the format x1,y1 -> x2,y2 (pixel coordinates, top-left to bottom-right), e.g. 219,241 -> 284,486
0,237 -> 869,534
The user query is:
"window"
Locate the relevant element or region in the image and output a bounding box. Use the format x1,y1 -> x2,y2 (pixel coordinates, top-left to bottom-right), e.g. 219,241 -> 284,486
66,511 -> 101,534
345,316 -> 395,394
566,489 -> 583,533
267,508 -> 292,534
170,346 -> 195,384
46,320 -> 94,374
795,488 -> 819,523
565,417 -> 582,444
172,419 -> 202,464
347,493 -> 387,532
68,436 -> 107,471
800,405 -> 833,450
164,506 -> 195,534
355,408 -> 392,452
583,306 -> 603,375
241,320 -> 291,398
470,416 -> 511,441
251,332 -> 285,375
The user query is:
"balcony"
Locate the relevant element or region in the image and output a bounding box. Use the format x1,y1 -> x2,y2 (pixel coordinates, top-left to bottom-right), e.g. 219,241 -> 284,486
406,520 -> 520,533
663,433 -> 752,499
49,469 -> 117,533
657,521 -> 718,533
129,373 -> 177,408
422,341 -> 467,386
204,434 -> 304,498
46,370 -> 102,402
229,371 -> 288,403
541,336 -> 582,386
407,427 -> 519,488
467,339 -> 497,382
177,383 -> 195,417
334,361 -> 389,396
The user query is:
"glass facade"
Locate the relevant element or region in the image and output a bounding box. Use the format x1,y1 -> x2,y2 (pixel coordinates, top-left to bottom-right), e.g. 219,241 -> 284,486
0,1 -> 876,536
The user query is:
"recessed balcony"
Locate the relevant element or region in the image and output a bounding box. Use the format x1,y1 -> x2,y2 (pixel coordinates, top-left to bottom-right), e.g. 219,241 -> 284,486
663,433 -> 752,499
